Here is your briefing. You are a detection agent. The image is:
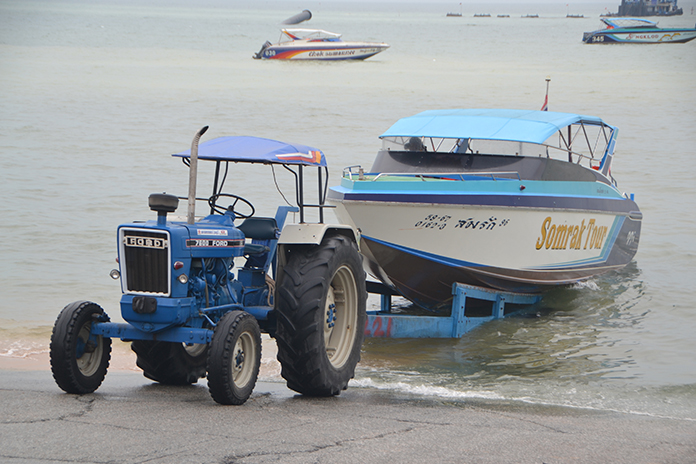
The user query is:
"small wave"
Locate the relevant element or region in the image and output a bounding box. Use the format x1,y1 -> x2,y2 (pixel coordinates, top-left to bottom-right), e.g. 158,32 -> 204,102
571,280 -> 600,291
514,396 -> 696,421
350,377 -> 504,400
0,341 -> 49,358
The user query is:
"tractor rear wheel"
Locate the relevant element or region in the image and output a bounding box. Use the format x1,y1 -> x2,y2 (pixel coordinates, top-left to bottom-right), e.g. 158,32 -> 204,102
275,235 -> 366,396
50,301 -> 112,394
207,311 -> 262,405
131,341 -> 208,385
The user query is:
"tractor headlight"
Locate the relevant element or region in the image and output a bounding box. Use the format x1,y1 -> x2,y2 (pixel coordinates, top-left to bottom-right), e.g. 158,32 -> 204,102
110,269 -> 120,280
177,274 -> 189,284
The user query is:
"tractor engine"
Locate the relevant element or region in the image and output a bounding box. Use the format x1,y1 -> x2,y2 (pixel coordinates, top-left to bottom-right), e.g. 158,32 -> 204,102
188,257 -> 242,310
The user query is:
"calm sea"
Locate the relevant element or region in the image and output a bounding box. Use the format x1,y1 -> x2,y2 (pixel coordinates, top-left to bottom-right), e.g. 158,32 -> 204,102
2,0 -> 695,419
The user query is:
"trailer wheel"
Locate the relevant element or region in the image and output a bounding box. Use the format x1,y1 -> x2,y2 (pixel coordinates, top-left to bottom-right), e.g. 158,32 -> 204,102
275,235 -> 366,396
50,301 -> 112,394
131,341 -> 208,385
207,311 -> 261,405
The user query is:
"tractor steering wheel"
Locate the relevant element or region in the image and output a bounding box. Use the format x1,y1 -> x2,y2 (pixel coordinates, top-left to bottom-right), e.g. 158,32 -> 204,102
208,193 -> 255,219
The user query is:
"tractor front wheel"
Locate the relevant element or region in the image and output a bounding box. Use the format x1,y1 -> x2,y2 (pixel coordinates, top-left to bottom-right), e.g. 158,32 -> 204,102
275,235 -> 366,396
207,311 -> 262,405
50,301 -> 112,394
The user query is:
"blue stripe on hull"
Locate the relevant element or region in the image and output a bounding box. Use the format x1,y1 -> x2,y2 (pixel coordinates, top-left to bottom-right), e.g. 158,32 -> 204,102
340,191 -> 636,214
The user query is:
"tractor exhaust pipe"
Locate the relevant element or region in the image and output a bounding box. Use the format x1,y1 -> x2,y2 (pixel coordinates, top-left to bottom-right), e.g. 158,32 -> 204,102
187,125 -> 209,224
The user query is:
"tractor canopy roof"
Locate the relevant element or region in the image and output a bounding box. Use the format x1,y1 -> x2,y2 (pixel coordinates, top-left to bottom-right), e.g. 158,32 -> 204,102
173,136 -> 327,167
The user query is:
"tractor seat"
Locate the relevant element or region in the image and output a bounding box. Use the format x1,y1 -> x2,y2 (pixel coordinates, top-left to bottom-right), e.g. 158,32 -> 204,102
237,217 -> 279,255
237,217 -> 279,240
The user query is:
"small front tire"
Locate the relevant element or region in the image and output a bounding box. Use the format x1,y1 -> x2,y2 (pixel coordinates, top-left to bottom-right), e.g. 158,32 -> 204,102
50,301 -> 112,394
207,311 -> 261,405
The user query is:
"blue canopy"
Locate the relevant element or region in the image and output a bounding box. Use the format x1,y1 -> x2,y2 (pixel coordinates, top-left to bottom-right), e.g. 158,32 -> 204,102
173,136 -> 327,167
380,109 -> 607,144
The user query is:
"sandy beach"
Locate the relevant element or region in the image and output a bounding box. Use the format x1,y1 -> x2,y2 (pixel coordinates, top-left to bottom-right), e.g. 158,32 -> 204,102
1,349 -> 695,464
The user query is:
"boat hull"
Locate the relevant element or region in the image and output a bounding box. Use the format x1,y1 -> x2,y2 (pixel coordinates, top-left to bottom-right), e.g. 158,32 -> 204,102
329,182 -> 641,310
583,28 -> 696,43
257,42 -> 389,60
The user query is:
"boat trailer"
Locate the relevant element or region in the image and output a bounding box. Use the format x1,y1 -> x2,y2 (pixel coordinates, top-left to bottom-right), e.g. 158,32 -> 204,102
364,282 -> 542,338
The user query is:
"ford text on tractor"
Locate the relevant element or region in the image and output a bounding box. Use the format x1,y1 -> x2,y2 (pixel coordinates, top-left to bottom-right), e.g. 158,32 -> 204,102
50,127 -> 366,405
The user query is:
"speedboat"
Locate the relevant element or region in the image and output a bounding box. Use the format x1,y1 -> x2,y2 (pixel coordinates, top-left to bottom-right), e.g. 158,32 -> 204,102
583,17 -> 696,43
253,29 -> 389,60
328,109 -> 642,310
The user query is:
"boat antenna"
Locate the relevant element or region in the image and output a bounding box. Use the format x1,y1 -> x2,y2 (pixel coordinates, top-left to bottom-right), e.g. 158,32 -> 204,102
187,125 -> 209,224
541,77 -> 550,111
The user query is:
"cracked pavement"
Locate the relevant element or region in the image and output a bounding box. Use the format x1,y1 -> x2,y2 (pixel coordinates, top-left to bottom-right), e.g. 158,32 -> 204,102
1,370 -> 695,463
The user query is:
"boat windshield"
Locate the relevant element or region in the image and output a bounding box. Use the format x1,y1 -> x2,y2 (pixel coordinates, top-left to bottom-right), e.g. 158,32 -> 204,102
601,18 -> 657,29
380,120 -> 614,170
280,29 -> 342,42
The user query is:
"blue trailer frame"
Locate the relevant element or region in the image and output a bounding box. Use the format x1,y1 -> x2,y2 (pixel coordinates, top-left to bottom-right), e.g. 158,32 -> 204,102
364,281 -> 541,338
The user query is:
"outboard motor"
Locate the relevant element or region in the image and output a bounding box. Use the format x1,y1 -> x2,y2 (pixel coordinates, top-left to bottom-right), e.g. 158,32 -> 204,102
254,41 -> 272,59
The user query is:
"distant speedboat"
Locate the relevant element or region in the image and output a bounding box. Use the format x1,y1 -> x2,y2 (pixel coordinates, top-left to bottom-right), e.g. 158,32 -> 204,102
328,109 -> 642,310
583,17 -> 696,43
253,29 -> 389,60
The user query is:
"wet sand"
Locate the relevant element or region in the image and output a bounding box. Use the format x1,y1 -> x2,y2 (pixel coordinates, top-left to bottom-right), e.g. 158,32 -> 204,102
1,352 -> 695,463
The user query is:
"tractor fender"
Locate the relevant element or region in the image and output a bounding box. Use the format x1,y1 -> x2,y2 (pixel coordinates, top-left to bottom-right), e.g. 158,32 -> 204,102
278,223 -> 360,250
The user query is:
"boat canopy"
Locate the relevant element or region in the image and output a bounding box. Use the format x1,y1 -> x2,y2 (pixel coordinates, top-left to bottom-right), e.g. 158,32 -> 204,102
380,109 -> 609,145
600,17 -> 657,29
173,136 -> 327,167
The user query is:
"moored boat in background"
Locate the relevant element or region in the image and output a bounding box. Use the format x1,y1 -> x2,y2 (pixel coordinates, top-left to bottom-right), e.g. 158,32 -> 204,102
328,109 -> 642,311
604,0 -> 683,17
583,17 -> 696,43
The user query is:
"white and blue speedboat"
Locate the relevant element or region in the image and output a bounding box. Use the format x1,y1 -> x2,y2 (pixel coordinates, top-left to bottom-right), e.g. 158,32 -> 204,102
583,18 -> 696,44
328,109 -> 642,310
254,29 -> 389,60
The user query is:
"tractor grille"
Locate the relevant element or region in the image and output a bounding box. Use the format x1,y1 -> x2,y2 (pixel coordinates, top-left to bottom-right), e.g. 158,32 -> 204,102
121,229 -> 170,295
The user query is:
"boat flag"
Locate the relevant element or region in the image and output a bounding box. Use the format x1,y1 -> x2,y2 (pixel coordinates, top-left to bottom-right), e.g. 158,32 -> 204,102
541,77 -> 550,111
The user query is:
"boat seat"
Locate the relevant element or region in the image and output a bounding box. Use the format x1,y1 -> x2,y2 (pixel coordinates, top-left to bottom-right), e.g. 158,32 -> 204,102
405,137 -> 426,152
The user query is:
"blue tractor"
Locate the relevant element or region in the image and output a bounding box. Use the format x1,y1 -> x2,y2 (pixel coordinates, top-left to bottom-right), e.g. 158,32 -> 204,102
50,127 -> 366,405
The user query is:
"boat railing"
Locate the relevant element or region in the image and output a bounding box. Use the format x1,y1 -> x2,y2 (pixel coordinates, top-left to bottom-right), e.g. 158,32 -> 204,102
342,166 -> 521,182
374,171 -> 521,181
370,171 -> 521,182
343,165 -> 366,180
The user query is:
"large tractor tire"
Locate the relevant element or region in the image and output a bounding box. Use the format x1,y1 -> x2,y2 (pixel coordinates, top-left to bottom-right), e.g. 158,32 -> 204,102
50,301 -> 112,394
207,311 -> 262,405
275,235 -> 366,396
131,340 -> 208,385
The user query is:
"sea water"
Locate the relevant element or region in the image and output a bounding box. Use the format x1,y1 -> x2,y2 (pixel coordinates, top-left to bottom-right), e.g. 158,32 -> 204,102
1,0 -> 695,419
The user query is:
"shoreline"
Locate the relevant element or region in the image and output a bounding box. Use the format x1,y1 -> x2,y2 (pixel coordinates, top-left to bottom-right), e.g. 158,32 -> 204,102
0,339 -> 138,372
0,335 -> 283,378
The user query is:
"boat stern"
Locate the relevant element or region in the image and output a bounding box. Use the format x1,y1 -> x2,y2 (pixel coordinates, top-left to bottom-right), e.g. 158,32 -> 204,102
253,41 -> 272,59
